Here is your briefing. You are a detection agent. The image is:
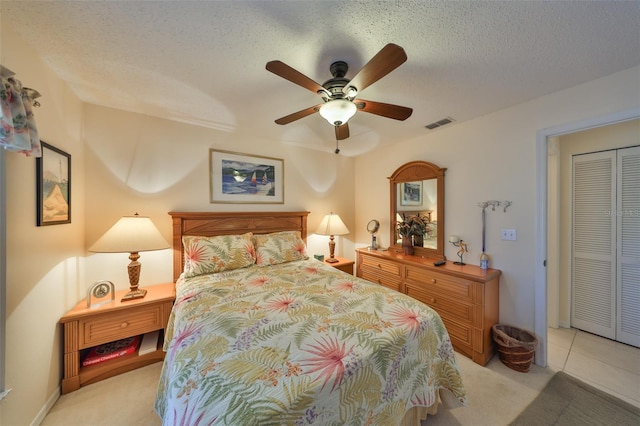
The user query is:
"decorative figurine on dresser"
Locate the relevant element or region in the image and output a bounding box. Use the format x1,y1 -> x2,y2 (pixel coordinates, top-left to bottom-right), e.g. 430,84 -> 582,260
356,161 -> 501,366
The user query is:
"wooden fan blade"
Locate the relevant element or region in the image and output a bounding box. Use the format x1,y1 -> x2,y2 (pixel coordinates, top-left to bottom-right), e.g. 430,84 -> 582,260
266,60 -> 327,95
335,123 -> 350,140
354,99 -> 413,121
274,104 -> 321,125
343,44 -> 407,95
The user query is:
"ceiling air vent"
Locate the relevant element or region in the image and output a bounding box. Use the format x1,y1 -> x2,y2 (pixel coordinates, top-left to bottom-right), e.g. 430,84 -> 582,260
425,117 -> 455,130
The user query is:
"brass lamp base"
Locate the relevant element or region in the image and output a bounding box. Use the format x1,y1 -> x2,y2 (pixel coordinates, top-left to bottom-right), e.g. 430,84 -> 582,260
325,235 -> 339,263
121,288 -> 147,302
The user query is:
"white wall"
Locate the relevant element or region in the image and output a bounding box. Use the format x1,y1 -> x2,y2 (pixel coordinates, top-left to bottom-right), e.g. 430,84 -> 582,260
81,105 -> 357,291
354,66 -> 640,350
1,28 -> 85,425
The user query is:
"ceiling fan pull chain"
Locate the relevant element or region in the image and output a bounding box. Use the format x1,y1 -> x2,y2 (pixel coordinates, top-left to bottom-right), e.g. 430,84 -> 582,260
335,138 -> 340,154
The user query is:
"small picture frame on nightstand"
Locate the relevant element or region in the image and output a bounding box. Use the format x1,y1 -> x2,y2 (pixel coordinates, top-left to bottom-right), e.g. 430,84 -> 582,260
86,280 -> 115,308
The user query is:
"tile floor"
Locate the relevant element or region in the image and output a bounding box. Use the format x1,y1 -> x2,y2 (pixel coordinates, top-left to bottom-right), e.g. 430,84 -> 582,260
547,327 -> 640,408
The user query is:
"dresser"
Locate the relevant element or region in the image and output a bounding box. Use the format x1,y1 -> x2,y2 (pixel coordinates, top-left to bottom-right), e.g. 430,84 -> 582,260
356,248 -> 500,366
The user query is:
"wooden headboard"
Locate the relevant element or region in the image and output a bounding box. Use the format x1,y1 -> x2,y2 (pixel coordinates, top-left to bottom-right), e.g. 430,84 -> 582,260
168,211 -> 310,282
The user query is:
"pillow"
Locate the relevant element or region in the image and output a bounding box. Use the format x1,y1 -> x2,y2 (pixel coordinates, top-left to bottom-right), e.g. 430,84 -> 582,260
182,233 -> 256,278
254,231 -> 308,266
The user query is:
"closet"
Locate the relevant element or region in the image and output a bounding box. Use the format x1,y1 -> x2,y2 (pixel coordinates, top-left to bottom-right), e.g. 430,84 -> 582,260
572,146 -> 640,347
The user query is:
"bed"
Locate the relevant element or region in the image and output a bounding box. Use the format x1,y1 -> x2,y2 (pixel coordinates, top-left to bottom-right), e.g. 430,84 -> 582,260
155,211 -> 466,425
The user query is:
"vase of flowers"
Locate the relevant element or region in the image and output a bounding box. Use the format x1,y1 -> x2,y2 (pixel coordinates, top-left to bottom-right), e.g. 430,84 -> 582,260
396,213 -> 428,255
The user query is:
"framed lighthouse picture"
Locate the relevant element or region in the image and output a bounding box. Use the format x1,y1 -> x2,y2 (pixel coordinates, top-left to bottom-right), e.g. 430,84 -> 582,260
36,141 -> 71,226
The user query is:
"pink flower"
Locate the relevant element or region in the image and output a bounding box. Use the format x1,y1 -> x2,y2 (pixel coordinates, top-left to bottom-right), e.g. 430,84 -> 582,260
388,306 -> 422,337
301,336 -> 353,392
247,276 -> 269,287
185,242 -> 207,265
293,240 -> 306,256
266,296 -> 296,312
335,281 -> 355,292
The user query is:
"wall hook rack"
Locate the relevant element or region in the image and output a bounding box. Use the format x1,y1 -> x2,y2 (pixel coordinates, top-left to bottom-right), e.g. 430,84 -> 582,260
477,200 -> 512,213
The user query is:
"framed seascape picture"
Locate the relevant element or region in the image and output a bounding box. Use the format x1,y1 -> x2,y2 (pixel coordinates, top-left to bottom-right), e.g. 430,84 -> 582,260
400,181 -> 422,206
36,142 -> 71,225
210,149 -> 284,204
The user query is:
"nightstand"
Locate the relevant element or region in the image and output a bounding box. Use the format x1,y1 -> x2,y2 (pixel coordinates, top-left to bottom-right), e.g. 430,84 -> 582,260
326,256 -> 355,275
59,282 -> 175,394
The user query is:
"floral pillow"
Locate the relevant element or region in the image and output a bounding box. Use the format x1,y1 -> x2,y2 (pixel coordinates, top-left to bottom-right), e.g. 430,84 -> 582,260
254,231 -> 308,266
182,233 -> 256,278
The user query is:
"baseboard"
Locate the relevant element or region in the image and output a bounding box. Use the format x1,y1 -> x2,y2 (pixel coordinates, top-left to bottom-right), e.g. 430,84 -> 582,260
30,386 -> 60,426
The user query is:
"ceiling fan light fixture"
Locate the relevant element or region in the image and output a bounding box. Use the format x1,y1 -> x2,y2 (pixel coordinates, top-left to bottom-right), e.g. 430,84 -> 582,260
319,99 -> 357,126
344,86 -> 358,99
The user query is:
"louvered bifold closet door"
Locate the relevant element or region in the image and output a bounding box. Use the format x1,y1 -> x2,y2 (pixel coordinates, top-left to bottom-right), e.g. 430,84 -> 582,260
617,146 -> 640,348
572,151 -> 616,339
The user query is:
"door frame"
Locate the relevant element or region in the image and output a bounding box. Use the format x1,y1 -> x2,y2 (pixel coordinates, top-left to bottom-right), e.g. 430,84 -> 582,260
535,107 -> 640,367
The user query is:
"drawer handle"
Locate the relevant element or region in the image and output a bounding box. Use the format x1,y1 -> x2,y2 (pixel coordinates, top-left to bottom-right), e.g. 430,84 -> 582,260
377,263 -> 382,269
431,278 -> 436,283
120,322 -> 129,328
430,298 -> 436,304
377,279 -> 382,284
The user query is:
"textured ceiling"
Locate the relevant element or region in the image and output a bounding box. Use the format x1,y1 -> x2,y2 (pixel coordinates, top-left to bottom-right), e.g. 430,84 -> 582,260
2,1 -> 639,156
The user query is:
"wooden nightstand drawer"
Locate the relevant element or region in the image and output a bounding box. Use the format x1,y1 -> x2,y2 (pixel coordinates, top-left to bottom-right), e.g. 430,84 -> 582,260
79,304 -> 165,349
360,255 -> 402,277
405,266 -> 474,303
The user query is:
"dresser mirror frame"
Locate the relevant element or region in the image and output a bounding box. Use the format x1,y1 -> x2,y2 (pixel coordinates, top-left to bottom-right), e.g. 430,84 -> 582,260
389,161 -> 446,260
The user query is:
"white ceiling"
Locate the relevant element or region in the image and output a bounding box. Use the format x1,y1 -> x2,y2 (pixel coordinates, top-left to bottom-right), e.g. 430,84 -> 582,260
2,1 -> 639,156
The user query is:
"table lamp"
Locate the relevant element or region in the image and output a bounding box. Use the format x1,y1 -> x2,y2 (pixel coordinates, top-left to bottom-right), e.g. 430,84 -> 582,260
315,212 -> 349,263
89,213 -> 169,301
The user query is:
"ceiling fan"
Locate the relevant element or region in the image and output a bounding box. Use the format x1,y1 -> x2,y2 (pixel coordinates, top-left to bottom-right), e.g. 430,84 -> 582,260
266,43 -> 413,143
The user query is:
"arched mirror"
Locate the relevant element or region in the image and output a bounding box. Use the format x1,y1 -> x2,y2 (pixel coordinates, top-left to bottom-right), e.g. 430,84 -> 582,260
389,161 -> 446,259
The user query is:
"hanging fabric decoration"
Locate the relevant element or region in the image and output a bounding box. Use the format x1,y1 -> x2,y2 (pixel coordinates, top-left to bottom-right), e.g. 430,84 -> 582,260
0,65 -> 42,157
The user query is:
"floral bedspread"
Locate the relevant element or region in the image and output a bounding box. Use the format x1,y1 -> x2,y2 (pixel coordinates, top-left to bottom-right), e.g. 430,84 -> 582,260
155,259 -> 466,425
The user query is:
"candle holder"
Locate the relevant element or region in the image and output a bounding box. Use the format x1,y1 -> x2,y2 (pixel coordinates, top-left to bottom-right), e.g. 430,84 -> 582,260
449,236 -> 468,265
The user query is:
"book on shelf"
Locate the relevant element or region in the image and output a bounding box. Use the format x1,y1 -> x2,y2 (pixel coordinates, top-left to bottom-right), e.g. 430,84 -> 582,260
138,330 -> 160,356
82,335 -> 141,367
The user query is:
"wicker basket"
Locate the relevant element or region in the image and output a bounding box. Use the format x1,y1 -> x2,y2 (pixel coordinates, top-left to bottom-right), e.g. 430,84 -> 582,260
492,324 -> 537,373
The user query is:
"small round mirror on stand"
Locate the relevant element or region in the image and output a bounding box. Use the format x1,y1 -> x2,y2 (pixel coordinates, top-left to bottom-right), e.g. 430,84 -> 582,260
367,219 -> 380,250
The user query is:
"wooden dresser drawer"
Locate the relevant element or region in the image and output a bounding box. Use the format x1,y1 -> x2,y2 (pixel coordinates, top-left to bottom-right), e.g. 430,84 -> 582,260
405,282 -> 474,323
405,266 -> 474,303
79,304 -> 164,349
440,316 -> 473,354
360,255 -> 402,277
360,268 -> 402,292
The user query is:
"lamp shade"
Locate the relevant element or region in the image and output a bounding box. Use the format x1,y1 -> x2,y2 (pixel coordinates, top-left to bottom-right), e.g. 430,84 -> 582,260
315,212 -> 350,236
89,215 -> 169,253
318,99 -> 357,126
